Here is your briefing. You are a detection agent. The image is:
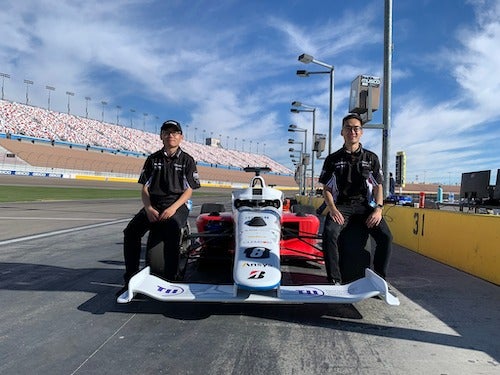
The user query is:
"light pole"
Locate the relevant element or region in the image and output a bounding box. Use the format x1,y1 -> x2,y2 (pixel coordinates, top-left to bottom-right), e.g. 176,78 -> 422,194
24,79 -> 34,105
130,109 -> 135,128
101,101 -> 108,122
116,105 -> 121,125
45,85 -> 55,111
289,148 -> 303,193
291,101 -> 317,193
65,91 -> 74,114
85,97 -> 91,118
288,125 -> 308,194
297,53 -> 334,154
288,139 -> 305,194
0,73 -> 10,100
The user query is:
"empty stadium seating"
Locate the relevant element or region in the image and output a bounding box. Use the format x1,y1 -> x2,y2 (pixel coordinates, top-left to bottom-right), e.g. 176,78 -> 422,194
0,99 -> 295,186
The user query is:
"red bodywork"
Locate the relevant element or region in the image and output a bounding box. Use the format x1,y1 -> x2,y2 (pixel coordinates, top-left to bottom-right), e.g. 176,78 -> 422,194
195,211 -> 323,261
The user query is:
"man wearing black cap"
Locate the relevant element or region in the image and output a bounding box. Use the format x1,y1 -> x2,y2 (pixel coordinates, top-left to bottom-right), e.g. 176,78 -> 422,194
118,120 -> 200,295
318,113 -> 392,285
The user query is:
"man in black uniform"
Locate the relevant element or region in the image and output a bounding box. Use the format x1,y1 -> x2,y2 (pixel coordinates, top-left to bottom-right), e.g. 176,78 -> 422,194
118,120 -> 200,294
318,113 -> 392,284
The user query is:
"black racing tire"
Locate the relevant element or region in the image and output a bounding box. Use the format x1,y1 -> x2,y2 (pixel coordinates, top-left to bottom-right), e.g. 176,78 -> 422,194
146,229 -> 165,276
200,203 -> 225,214
146,224 -> 191,278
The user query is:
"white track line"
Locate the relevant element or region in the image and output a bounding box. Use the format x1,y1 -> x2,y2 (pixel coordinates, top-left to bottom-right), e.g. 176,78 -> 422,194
70,314 -> 137,375
0,216 -> 116,221
0,218 -> 130,246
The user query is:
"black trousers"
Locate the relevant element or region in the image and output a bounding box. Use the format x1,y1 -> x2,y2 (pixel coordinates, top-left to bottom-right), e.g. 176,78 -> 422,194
322,206 -> 393,283
122,205 -> 189,282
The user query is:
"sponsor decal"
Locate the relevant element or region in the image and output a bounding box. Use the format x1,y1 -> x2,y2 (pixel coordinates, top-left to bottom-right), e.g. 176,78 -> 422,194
15,171 -> 29,176
248,270 -> 266,279
156,285 -> 185,296
295,287 -> 325,297
31,172 -> 47,177
242,262 -> 272,268
241,239 -> 273,245
244,247 -> 270,259
0,170 -> 14,175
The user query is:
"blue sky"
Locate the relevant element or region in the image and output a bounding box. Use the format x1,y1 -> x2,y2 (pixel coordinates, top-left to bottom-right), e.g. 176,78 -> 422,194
1,0 -> 500,185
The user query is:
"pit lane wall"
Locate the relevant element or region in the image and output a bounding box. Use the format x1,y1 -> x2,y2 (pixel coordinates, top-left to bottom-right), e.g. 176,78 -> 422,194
380,205 -> 499,285
299,196 -> 499,286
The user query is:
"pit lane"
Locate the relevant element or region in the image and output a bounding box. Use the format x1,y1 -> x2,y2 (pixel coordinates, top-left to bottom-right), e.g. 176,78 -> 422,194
0,180 -> 498,374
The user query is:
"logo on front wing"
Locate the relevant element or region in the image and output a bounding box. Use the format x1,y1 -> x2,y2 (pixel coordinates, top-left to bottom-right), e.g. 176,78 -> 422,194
156,285 -> 185,296
248,270 -> 266,279
295,287 -> 325,297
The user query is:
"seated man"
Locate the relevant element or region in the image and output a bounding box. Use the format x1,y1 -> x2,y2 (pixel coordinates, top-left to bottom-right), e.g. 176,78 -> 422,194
117,120 -> 200,296
319,113 -> 393,284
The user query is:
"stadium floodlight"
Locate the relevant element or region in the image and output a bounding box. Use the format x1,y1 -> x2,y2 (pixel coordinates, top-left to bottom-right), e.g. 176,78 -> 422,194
85,97 -> 91,118
24,79 -> 34,105
101,101 -> 108,122
1,73 -> 11,100
297,53 -> 334,154
116,105 -> 121,125
66,91 -> 74,114
130,109 -> 136,128
45,86 -> 55,111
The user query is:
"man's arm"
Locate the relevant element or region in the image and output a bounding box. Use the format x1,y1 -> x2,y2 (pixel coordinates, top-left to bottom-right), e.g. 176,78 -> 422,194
323,184 -> 344,225
366,183 -> 384,228
141,184 -> 160,222
159,187 -> 193,220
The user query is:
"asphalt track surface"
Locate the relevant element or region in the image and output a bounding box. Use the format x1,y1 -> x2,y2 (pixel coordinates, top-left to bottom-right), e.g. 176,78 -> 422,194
0,177 -> 499,374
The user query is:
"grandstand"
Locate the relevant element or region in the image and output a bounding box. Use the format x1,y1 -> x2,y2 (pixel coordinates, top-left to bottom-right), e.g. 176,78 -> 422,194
0,99 -> 296,187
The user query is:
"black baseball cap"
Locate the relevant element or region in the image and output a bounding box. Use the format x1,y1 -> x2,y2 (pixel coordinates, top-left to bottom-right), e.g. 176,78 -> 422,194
160,120 -> 182,133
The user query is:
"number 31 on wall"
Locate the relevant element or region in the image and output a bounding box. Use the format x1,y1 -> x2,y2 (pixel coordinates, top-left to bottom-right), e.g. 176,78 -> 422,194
413,212 -> 425,236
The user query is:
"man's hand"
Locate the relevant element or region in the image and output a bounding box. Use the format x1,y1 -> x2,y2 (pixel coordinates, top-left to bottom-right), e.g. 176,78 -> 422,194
366,208 -> 382,228
145,206 -> 160,222
159,205 -> 177,221
329,208 -> 345,225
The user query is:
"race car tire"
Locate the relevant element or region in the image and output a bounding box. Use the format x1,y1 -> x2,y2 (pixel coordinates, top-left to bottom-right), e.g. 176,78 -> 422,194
146,228 -> 166,276
146,223 -> 191,279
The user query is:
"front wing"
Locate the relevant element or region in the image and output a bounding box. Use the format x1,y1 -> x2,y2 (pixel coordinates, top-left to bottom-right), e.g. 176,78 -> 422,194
117,267 -> 400,306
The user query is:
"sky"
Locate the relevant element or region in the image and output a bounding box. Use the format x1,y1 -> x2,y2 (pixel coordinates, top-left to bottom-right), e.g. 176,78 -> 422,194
1,0 -> 500,185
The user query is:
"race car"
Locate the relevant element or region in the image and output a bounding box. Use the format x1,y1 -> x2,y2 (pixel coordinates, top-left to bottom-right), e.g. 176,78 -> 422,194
117,167 -> 399,306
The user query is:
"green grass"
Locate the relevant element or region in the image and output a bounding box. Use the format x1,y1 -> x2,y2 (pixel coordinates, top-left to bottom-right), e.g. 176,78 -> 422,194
0,185 -> 221,202
0,185 -> 141,202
